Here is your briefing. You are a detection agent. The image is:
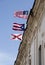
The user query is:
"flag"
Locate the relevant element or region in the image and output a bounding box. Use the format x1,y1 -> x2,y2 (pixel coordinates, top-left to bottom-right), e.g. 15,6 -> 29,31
11,34 -> 22,40
14,10 -> 29,19
12,23 -> 25,31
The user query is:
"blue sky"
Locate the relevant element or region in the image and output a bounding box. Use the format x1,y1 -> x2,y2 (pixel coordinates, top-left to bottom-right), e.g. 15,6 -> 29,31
0,0 -> 34,65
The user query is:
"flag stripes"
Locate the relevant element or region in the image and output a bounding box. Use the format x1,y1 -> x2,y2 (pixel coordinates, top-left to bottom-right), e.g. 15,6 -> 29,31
11,10 -> 28,41
12,23 -> 25,31
14,10 -> 29,19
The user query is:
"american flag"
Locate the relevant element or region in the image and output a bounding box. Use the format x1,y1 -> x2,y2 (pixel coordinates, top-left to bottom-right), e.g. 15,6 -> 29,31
12,23 -> 25,31
14,11 -> 29,19
11,34 -> 22,40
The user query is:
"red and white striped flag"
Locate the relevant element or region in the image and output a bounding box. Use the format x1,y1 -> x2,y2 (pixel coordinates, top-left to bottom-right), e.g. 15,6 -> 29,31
11,34 -> 22,40
14,10 -> 29,19
12,23 -> 25,31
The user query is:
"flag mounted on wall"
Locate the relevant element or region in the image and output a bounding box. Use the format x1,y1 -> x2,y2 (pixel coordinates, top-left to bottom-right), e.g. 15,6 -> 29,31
12,23 -> 25,31
14,10 -> 29,19
11,34 -> 22,40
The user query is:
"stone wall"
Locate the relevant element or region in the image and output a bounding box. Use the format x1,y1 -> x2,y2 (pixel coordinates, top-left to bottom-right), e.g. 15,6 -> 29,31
14,0 -> 45,65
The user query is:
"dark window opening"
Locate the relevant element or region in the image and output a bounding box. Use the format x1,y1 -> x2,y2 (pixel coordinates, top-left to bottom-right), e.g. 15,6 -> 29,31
39,45 -> 41,65
29,59 -> 31,65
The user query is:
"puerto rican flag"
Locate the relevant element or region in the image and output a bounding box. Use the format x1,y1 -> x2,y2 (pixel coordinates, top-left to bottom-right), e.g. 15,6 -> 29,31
12,23 -> 25,31
14,11 -> 29,19
11,34 -> 22,40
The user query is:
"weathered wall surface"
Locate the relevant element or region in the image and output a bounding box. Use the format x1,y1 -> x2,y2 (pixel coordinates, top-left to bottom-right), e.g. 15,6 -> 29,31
14,0 -> 45,65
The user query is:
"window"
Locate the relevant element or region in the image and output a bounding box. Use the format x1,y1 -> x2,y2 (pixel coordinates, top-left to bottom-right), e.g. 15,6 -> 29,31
39,45 -> 41,65
29,59 -> 31,65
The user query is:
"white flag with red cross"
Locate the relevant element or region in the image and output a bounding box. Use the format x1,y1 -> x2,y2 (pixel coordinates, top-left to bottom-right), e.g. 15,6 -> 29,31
11,34 -> 22,40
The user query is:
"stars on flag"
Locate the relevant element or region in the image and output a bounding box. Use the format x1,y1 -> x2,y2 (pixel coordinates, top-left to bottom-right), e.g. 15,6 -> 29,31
14,10 -> 29,19
12,23 -> 25,31
11,10 -> 29,41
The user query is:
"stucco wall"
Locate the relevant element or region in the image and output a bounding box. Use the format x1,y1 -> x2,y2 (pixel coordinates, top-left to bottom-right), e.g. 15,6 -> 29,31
30,3 -> 45,65
14,0 -> 45,65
